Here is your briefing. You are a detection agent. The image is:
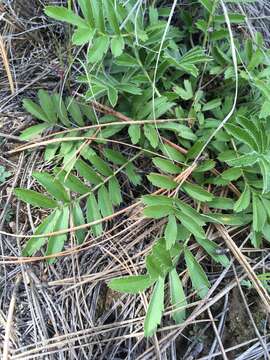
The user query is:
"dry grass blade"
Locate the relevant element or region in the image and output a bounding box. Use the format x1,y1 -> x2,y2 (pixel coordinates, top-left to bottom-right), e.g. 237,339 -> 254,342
3,275 -> 22,360
217,224 -> 270,313
0,34 -> 14,95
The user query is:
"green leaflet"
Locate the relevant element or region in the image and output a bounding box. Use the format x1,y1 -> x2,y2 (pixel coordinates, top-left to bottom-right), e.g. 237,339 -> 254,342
144,124 -> 159,148
160,143 -> 185,163
146,239 -> 173,279
77,0 -> 94,26
184,248 -> 210,299
143,205 -> 173,219
144,277 -> 164,337
259,158 -> 270,194
169,269 -> 187,323
23,99 -> 48,122
45,6 -> 89,28
66,97 -> 84,126
252,194 -> 267,232
165,215 -> 178,249
56,170 -> 90,195
98,185 -> 114,217
182,182 -> 214,202
88,155 -> 113,177
75,159 -> 103,186
46,207 -> 69,263
153,157 -> 181,174
72,202 -> 86,244
37,90 -> 57,123
88,35 -> 110,63
87,193 -> 103,237
32,172 -> 69,202
175,211 -> 205,239
225,123 -> 258,151
90,0 -> 105,32
108,177 -> 122,206
199,0 -> 216,13
22,211 -> 59,256
147,173 -> 177,190
196,237 -> 230,267
72,27 -> 94,45
14,189 -> 58,209
205,213 -> 252,226
251,230 -> 262,248
103,0 -> 120,34
221,168 -> 242,181
224,153 -> 258,167
175,200 -> 206,226
234,184 -> 251,212
109,275 -> 154,294
19,123 -> 48,141
142,195 -> 174,207
208,197 -> 234,210
128,125 -> 141,144
111,36 -> 125,57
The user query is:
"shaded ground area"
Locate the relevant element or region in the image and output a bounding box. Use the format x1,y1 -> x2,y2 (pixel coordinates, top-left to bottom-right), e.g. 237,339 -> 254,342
0,1 -> 270,359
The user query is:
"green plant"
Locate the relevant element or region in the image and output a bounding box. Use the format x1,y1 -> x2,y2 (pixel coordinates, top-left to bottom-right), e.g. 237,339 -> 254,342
14,0 -> 270,337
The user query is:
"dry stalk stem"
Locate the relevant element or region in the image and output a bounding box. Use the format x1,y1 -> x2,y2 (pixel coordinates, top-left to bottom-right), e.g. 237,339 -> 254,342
0,34 -> 14,95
